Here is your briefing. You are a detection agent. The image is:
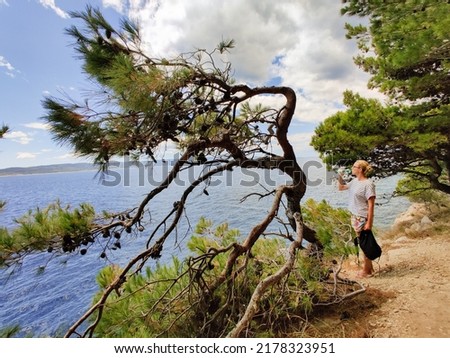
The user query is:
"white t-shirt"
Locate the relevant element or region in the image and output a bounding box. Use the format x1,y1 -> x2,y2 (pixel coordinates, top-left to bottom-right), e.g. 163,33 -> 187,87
347,178 -> 376,217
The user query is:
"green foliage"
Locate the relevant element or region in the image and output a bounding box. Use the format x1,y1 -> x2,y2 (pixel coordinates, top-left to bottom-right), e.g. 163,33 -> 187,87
188,217 -> 240,253
311,91 -> 393,167
41,98 -> 105,161
0,201 -> 96,266
91,219 -> 245,337
342,0 -> 450,103
90,200 -> 357,337
314,92 -> 449,166
396,171 -> 450,204
0,325 -> 21,338
302,198 -> 357,258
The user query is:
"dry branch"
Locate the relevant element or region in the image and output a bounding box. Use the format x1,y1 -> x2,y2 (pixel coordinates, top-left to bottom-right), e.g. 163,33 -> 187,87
227,212 -> 304,337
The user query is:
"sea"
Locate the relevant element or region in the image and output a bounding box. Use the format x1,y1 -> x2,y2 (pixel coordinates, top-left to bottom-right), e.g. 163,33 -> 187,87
0,158 -> 410,337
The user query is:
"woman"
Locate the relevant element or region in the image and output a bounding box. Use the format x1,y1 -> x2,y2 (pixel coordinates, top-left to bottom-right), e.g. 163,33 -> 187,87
338,160 -> 376,277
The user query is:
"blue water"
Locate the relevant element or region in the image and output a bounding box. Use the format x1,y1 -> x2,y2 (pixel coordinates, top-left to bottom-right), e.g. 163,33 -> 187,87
0,160 -> 410,337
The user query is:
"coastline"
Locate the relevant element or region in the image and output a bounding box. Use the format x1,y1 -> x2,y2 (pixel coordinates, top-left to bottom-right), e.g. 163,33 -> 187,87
0,163 -> 98,177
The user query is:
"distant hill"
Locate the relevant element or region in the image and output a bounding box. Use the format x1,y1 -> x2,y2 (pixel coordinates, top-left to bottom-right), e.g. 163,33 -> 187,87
0,163 -> 98,176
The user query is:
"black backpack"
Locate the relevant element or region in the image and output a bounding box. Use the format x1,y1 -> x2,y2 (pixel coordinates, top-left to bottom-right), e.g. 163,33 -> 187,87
357,229 -> 382,260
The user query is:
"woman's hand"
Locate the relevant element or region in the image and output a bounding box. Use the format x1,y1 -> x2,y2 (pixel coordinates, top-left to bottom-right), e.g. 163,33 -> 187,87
363,222 -> 372,231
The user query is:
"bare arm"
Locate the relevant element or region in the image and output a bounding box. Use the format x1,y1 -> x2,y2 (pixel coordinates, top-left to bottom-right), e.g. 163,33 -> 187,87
337,174 -> 348,191
365,196 -> 375,230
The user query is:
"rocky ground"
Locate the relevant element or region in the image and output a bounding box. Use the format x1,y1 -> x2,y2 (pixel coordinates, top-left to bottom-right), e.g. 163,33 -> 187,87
305,203 -> 450,338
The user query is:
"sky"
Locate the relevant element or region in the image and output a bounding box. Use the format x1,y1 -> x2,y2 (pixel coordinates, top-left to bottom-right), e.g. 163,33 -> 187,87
0,0 -> 383,169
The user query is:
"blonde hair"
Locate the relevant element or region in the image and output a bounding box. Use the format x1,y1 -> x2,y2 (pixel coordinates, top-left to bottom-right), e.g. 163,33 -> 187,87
354,160 -> 373,177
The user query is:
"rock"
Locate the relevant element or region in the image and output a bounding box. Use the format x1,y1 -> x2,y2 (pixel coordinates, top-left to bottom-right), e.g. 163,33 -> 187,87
395,236 -> 410,243
421,215 -> 433,225
421,223 -> 432,231
408,220 -> 433,232
394,214 -> 414,226
394,203 -> 428,225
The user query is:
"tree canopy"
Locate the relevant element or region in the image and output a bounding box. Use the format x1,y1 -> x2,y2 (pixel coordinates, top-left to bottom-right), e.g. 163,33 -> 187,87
311,0 -> 450,196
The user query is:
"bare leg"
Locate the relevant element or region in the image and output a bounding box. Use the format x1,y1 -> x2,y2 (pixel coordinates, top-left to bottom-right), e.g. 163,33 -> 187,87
359,255 -> 374,277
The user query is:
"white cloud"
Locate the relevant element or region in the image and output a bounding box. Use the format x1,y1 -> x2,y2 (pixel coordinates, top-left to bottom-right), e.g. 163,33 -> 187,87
12,148 -> 56,162
0,0 -> 8,6
124,0 -> 383,126
102,0 -> 125,13
4,131 -> 32,145
267,130 -> 318,159
286,132 -> 317,156
54,153 -> 78,161
0,55 -> 16,77
24,122 -> 51,130
39,0 -> 69,19
17,152 -> 37,159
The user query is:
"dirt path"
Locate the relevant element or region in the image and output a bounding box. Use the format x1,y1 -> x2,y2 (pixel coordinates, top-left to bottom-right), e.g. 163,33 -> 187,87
308,204 -> 450,338
346,204 -> 450,337
348,233 -> 450,337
